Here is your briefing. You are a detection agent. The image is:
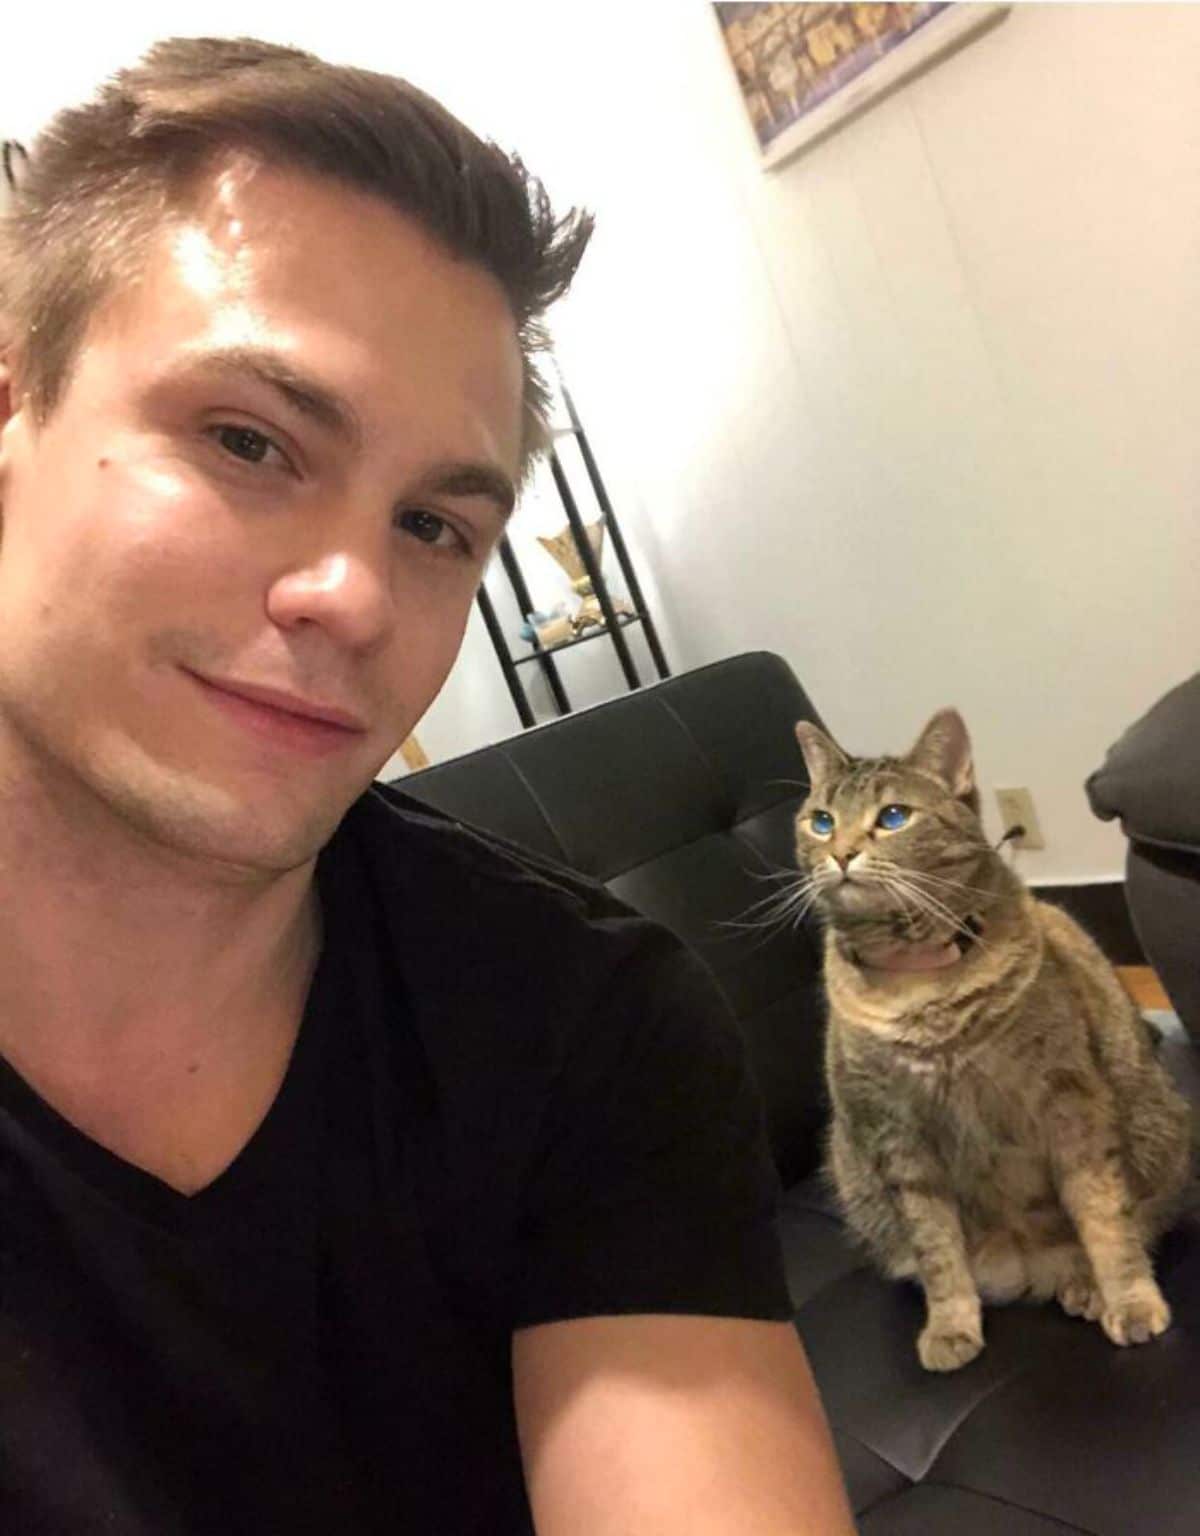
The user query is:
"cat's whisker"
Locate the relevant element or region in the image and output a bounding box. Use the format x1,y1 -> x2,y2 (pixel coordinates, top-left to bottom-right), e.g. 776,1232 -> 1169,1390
871,865 -> 991,949
715,893 -> 830,961
737,876 -> 821,916
895,867 -> 997,901
891,879 -> 992,952
746,865 -> 806,884
892,882 -> 996,931
759,875 -> 825,916
871,869 -> 918,924
889,883 -> 924,930
717,882 -> 826,938
868,859 -> 998,933
717,874 -> 825,932
885,873 -> 965,927
869,856 -> 994,901
878,877 -> 950,945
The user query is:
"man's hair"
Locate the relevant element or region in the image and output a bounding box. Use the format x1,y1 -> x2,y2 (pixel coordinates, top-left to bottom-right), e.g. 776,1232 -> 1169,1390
0,35 -> 593,477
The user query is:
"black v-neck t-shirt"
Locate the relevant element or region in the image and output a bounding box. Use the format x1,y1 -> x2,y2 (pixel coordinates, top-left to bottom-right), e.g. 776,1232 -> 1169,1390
0,785 -> 791,1533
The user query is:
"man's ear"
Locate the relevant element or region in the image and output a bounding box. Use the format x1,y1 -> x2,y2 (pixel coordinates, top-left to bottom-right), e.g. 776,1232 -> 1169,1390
0,352 -> 12,504
0,340 -> 24,432
0,346 -> 27,529
906,708 -> 979,813
0,350 -> 13,428
794,720 -> 849,791
0,339 -> 31,444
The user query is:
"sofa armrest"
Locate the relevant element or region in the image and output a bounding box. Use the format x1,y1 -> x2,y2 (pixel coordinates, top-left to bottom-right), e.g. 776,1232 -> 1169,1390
1086,672 -> 1200,855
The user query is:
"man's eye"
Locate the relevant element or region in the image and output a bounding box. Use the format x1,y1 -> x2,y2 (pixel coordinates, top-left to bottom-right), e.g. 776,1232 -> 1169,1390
396,508 -> 469,555
210,424 -> 288,469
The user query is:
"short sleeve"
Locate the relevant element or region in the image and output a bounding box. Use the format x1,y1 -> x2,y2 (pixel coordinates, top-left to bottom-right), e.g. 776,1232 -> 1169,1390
510,928 -> 793,1329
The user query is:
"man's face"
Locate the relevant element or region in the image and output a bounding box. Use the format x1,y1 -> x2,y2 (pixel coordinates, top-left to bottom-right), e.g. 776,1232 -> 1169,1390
0,158 -> 524,873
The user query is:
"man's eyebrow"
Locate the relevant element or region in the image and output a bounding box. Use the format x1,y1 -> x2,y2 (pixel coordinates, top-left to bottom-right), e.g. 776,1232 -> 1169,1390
163,344 -> 515,519
165,344 -> 364,447
412,462 -> 516,522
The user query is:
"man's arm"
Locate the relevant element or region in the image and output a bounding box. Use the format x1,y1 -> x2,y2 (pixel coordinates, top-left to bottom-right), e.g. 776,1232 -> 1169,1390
513,1313 -> 857,1534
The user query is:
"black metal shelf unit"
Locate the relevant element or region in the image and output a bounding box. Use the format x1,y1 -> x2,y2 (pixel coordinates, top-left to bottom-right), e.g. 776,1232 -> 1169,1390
476,385 -> 670,728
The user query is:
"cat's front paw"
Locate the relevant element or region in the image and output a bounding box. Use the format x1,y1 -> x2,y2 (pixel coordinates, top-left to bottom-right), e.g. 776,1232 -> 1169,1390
918,1303 -> 984,1372
1101,1283 -> 1171,1346
1057,1276 -> 1103,1321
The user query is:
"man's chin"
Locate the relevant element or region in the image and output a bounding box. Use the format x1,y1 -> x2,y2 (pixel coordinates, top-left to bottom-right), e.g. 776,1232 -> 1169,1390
87,755 -> 359,878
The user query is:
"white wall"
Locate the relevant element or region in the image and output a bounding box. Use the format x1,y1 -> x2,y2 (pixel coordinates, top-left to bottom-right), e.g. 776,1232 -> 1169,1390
541,1 -> 1200,886
5,3 -> 1197,882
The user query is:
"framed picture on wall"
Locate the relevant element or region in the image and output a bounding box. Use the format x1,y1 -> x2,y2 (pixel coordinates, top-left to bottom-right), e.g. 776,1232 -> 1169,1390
715,3 -> 1009,169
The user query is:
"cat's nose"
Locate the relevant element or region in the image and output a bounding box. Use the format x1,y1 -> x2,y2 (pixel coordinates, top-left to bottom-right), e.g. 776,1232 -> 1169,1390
833,852 -> 854,872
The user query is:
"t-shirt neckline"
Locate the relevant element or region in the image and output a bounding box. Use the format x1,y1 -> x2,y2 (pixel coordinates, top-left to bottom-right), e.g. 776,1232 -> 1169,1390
0,869 -> 338,1238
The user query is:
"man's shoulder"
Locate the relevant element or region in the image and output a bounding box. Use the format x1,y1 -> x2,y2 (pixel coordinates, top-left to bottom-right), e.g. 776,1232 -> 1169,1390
338,780 -> 623,923
323,791 -> 787,1340
328,782 -> 676,1008
325,782 -> 700,1114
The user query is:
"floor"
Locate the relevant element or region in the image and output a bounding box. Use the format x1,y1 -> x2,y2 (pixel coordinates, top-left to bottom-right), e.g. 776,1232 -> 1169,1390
1116,965 -> 1171,1010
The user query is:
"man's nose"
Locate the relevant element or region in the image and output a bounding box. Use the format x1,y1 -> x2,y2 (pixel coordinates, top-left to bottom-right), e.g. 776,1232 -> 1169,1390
266,549 -> 394,652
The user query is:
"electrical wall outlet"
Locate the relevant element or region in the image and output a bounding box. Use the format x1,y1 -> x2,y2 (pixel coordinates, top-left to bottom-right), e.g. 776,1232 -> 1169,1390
995,787 -> 1045,850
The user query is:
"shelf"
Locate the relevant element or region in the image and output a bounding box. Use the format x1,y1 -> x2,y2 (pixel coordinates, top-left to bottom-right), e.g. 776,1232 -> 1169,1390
513,612 -> 643,666
476,379 -> 669,729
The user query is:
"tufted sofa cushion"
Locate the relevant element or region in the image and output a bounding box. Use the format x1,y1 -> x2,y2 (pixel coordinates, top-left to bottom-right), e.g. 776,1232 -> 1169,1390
401,652 -> 1200,1534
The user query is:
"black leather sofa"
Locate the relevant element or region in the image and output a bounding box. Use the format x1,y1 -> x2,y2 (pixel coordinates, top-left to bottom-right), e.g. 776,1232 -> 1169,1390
1087,669 -> 1200,1046
400,651 -> 1200,1534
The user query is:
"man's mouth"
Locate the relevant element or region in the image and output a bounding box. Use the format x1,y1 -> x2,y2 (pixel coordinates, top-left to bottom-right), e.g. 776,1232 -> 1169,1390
183,669 -> 369,758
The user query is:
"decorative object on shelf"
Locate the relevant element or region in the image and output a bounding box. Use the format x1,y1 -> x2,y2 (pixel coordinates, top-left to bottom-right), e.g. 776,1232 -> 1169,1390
535,520 -> 635,639
519,604 -> 575,650
537,522 -> 604,593
715,3 -> 1009,171
475,377 -> 669,728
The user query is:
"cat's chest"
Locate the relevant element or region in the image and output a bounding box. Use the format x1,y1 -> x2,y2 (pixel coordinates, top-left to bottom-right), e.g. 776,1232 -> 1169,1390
893,1039 -> 1047,1174
856,1019 -> 1022,1123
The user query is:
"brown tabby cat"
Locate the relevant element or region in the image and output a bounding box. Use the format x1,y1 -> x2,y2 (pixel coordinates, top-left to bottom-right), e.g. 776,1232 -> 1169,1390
793,708 -> 1192,1372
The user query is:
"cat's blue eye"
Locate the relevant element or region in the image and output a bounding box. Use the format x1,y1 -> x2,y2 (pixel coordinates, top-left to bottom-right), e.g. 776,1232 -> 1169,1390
876,804 -> 911,831
810,810 -> 835,837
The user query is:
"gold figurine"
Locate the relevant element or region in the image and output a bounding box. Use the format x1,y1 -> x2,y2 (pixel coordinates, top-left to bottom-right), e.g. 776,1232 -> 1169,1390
536,522 -> 633,639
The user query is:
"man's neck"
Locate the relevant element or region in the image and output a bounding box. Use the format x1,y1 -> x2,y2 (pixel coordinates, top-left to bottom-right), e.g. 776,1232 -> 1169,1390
0,749 -> 323,1190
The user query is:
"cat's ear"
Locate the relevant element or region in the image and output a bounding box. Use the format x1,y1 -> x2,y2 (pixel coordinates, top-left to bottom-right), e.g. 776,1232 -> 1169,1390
794,720 -> 849,789
907,708 -> 979,813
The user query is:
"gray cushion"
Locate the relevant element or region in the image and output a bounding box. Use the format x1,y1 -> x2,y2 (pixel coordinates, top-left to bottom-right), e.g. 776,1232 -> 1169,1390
1086,671 -> 1200,854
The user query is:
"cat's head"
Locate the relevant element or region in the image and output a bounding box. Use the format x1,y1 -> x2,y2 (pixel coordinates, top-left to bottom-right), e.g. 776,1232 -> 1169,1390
793,709 -> 994,928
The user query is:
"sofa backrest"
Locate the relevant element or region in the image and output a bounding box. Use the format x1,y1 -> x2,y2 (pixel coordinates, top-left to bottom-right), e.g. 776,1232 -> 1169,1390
399,651 -> 830,1186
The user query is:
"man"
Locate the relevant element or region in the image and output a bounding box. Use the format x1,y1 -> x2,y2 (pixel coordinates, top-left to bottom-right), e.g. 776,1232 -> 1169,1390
0,36 -> 855,1534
